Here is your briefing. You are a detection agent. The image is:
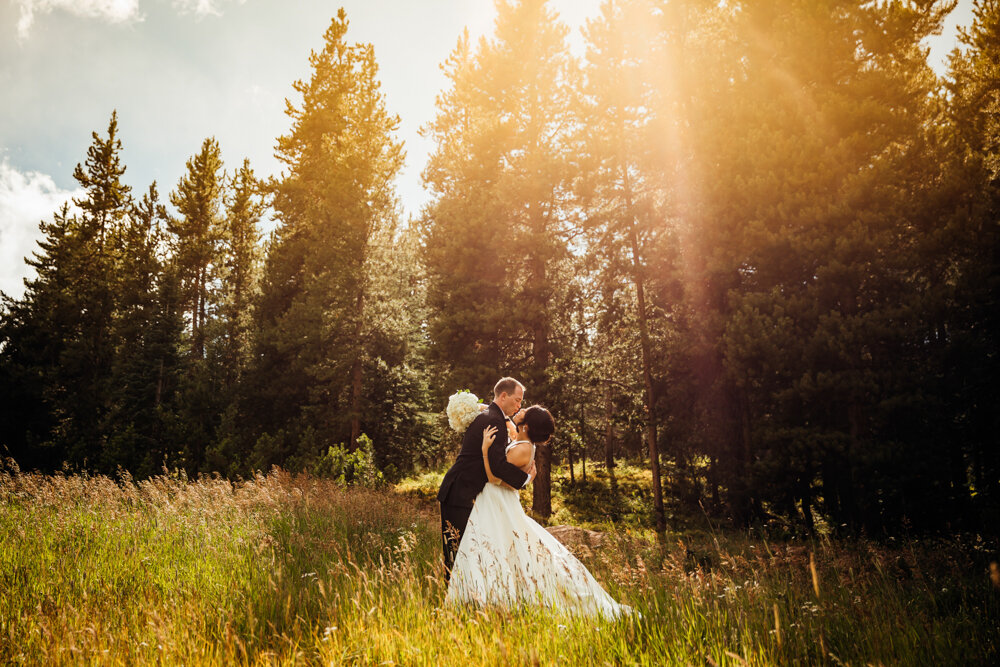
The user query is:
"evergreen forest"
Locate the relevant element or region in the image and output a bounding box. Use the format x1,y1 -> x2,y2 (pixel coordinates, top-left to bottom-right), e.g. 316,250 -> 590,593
2,0 -> 998,538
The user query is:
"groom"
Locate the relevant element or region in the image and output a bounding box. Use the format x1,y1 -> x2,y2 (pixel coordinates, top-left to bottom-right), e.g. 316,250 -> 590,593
437,377 -> 537,580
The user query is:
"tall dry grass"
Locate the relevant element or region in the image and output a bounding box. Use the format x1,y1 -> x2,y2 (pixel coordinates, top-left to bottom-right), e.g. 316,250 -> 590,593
1,462 -> 997,665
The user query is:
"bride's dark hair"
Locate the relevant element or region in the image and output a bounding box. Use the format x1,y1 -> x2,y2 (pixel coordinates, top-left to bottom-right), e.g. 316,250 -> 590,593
523,406 -> 555,444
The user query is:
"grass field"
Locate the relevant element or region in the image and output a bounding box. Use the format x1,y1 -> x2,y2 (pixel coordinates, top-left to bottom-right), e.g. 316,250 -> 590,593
1,462 -> 998,665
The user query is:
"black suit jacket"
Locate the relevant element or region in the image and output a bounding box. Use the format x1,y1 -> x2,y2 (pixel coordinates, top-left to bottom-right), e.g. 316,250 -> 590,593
437,402 -> 530,509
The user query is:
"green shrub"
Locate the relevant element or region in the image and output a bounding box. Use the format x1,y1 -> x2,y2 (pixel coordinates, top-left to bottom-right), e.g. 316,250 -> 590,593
312,433 -> 385,487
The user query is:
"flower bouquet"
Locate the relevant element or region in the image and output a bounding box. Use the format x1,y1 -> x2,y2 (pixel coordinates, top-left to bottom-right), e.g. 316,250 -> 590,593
446,390 -> 484,433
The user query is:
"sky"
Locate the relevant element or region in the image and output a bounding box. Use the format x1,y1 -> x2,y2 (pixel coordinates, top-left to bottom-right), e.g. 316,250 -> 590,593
0,0 -> 977,299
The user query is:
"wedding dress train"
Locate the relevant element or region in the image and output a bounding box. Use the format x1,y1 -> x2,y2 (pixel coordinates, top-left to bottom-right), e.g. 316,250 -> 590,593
444,460 -> 629,618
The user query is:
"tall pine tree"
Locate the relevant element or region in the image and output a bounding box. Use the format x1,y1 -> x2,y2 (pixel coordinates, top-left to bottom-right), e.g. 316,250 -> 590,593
574,0 -> 674,531
0,112 -> 136,471
421,0 -> 576,516
941,0 -> 1000,528
248,9 -> 407,469
167,137 -> 227,472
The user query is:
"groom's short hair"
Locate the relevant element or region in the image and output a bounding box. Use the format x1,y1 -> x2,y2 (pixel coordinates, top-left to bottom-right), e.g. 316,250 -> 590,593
493,377 -> 523,398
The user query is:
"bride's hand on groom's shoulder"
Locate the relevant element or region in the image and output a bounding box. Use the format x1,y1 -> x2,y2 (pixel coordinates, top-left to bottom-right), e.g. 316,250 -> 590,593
482,425 -> 498,453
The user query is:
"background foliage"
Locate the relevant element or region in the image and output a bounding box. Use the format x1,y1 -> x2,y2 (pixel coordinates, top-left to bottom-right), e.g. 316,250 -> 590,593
1,0 -> 998,536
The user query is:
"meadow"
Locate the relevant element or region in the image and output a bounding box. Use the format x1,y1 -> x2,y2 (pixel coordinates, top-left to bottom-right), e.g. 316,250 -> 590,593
1,461 -> 997,666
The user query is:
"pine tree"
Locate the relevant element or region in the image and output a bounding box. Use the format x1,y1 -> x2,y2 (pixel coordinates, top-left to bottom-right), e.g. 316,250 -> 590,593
701,0 -> 954,530
220,159 -> 264,378
419,31 -> 510,392
70,112 -> 134,465
203,160 -> 265,475
168,137 -> 225,362
105,183 -> 181,475
421,0 -> 575,517
941,0 -> 1000,527
575,0 -> 672,532
0,203 -> 82,468
164,138 -> 228,473
248,8 -> 406,468
0,112 -> 133,470
356,218 -> 434,476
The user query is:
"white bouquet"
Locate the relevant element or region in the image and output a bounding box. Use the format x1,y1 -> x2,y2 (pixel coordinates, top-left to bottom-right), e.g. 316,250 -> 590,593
446,390 -> 483,433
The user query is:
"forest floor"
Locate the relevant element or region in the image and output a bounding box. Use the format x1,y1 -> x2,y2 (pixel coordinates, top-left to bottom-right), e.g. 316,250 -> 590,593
1,464 -> 997,665
397,460 -> 684,531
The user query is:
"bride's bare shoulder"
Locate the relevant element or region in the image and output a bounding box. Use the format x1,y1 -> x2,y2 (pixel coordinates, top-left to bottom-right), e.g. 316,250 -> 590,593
506,441 -> 533,468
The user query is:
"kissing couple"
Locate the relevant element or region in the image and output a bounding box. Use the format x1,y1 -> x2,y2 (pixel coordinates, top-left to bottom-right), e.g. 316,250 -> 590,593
437,377 -> 630,617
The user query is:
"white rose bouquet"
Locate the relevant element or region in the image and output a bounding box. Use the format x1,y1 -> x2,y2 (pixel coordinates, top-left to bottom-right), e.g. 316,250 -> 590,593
446,390 -> 484,433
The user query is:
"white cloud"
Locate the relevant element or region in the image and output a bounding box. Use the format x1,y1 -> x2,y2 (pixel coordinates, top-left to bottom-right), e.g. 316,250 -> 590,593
13,0 -> 141,39
171,0 -> 245,18
12,0 -> 247,39
0,159 -> 82,299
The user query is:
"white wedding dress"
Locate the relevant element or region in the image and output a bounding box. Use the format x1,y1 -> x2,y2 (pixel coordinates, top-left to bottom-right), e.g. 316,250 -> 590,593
445,441 -> 630,618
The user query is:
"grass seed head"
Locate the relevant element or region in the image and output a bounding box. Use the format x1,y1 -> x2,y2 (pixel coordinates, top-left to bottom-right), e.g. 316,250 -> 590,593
773,602 -> 782,649
810,552 -> 821,599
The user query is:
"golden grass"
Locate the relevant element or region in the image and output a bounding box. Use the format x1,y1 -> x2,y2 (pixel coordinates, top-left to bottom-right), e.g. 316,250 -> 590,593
1,462 -> 997,665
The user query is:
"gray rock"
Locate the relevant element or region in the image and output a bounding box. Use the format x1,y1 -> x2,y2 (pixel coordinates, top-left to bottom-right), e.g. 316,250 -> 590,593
545,524 -> 605,548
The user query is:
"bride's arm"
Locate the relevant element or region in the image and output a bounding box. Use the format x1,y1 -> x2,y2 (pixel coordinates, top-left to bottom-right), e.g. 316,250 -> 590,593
481,425 -> 509,487
481,425 -> 501,485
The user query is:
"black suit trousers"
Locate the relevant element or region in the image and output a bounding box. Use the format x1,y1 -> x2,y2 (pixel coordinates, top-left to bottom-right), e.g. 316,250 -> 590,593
440,501 -> 473,581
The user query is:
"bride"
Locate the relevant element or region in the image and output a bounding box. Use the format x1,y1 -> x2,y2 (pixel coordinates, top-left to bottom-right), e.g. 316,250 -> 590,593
444,406 -> 631,617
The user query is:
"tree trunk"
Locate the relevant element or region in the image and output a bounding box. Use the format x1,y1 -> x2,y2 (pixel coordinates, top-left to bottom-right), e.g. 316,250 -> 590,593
740,387 -> 753,494
350,291 -> 364,450
232,264 -> 244,371
710,455 -> 720,509
847,399 -> 862,530
194,265 -> 205,359
568,434 -> 575,485
155,358 -> 164,408
624,168 -> 665,533
801,488 -> 815,535
604,395 -> 616,477
202,263 -> 208,358
532,440 -> 552,518
529,251 -> 552,518
730,386 -> 754,526
191,272 -> 198,359
821,458 -> 842,528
